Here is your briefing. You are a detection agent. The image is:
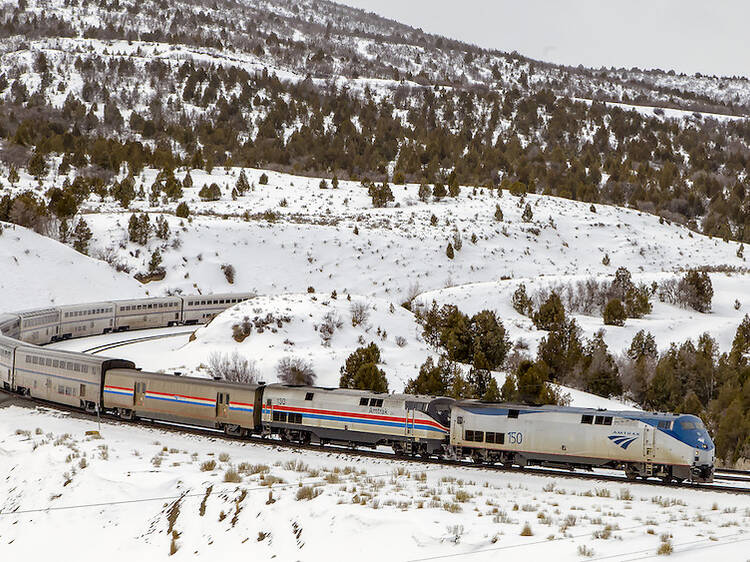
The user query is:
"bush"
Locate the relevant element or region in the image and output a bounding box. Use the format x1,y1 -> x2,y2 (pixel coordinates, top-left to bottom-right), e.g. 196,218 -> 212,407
533,292 -> 566,331
522,203 -> 533,222
368,182 -> 394,207
603,298 -> 626,326
206,352 -> 257,384
175,202 -> 190,218
259,173 -> 268,185
224,467 -> 241,483
276,357 -> 317,385
350,301 -> 370,327
678,269 -> 713,313
221,263 -> 236,284
296,486 -> 320,501
319,311 -> 343,346
339,343 -> 388,392
200,460 -> 217,471
512,283 -> 533,316
198,183 -> 221,201
418,183 -> 431,202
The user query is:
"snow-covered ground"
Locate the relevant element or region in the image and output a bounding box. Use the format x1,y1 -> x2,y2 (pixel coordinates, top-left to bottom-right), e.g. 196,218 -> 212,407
0,404 -> 747,561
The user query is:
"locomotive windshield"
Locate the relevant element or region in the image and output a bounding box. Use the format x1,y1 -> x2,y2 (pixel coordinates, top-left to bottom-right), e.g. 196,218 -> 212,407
426,398 -> 454,427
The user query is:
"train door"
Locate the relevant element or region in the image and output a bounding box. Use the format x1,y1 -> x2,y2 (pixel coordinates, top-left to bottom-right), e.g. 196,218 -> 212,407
643,426 -> 655,459
216,392 -> 230,419
134,382 -> 146,407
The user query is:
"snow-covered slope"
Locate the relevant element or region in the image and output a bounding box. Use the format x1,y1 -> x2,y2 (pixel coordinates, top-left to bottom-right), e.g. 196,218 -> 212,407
81,166 -> 746,304
0,222 -> 146,313
1,404 -> 746,562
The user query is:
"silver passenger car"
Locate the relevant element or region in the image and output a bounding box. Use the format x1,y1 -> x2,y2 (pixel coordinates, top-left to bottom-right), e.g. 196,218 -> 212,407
113,297 -> 182,331
0,313 -> 20,339
181,293 -> 254,324
59,302 -> 116,339
13,344 -> 134,411
0,334 -> 17,391
18,308 -> 61,344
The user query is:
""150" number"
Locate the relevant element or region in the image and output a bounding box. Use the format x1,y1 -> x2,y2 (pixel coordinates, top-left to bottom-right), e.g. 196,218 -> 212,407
507,431 -> 523,444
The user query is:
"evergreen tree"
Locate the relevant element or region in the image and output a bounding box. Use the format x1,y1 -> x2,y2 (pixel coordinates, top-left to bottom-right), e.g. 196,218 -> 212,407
603,298 -> 626,326
533,292 -> 566,331
198,183 -> 222,201
183,170 -> 193,187
446,242 -> 454,259
175,202 -> 190,218
259,173 -> 269,185
72,218 -> 92,255
433,182 -> 447,200
27,151 -> 48,180
522,202 -> 533,222
494,204 -> 503,221
418,183 -> 431,202
8,165 -> 19,185
339,343 -> 388,392
368,182 -> 394,207
235,170 -> 250,195
148,248 -> 163,274
512,283 -> 533,316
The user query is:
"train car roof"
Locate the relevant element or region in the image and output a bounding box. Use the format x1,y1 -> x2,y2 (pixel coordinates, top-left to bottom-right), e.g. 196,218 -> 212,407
108,368 -> 262,391
454,401 -> 683,420
15,343 -> 120,363
264,383 -> 452,402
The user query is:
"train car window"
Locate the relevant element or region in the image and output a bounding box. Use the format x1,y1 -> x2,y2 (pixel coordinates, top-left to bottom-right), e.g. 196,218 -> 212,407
581,414 -> 593,424
508,409 -> 519,419
370,398 -> 383,407
359,397 -> 368,406
486,432 -> 495,443
46,358 -> 52,367
67,361 -> 74,371
465,430 -> 474,441
80,384 -> 86,397
53,360 -> 59,368
58,384 -> 65,394
305,392 -> 314,401
595,415 -> 613,425
272,411 -> 288,422
603,417 -> 613,425
289,413 -> 302,424
475,431 -> 484,442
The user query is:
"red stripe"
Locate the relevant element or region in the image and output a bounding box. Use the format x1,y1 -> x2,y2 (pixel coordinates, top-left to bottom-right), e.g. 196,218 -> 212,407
147,389 -> 214,402
230,401 -> 254,407
272,405 -> 448,430
105,385 -> 133,392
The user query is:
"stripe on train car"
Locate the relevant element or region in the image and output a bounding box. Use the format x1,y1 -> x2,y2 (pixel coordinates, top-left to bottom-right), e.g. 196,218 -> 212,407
104,385 -> 134,397
229,402 -> 254,412
145,390 -> 216,407
263,406 -> 448,434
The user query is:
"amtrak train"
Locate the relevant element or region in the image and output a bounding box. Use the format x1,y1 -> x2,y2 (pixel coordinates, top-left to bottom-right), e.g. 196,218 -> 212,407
0,294 -> 715,483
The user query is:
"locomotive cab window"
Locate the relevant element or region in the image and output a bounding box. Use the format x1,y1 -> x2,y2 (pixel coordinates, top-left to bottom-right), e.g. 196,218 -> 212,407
581,414 -> 593,424
594,415 -> 613,425
508,409 -> 519,419
305,392 -> 314,401
658,420 -> 672,430
370,398 -> 383,407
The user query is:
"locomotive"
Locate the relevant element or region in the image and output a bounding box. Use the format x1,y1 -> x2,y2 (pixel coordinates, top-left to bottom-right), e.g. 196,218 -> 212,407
0,295 -> 715,483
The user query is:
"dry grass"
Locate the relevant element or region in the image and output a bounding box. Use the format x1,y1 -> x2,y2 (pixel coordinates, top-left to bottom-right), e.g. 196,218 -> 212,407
520,522 -> 533,536
200,460 -> 217,472
224,467 -> 242,483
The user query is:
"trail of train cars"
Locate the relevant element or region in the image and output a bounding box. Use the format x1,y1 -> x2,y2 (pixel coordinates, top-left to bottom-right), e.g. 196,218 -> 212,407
0,294 -> 716,483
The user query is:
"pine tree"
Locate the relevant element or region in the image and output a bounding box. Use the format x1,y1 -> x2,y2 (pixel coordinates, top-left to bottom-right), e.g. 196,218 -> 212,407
433,182 -> 447,200
522,202 -> 533,222
183,170 -> 193,187
148,248 -> 163,273
8,165 -> 19,185
235,170 -> 250,195
332,175 -> 339,188
418,183 -> 431,202
446,242 -> 454,259
72,218 -> 92,255
27,151 -> 48,180
494,204 -> 503,221
175,202 -> 190,218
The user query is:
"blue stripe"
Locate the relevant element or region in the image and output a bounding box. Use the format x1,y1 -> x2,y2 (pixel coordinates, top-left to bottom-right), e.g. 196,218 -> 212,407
229,407 -> 253,412
146,395 -> 215,407
104,389 -> 133,397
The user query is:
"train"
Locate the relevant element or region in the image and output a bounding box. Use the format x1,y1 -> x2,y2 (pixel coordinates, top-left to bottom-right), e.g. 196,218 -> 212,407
0,294 -> 716,484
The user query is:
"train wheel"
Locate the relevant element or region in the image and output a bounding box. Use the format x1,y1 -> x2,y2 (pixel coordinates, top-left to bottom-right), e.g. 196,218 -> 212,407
625,466 -> 639,481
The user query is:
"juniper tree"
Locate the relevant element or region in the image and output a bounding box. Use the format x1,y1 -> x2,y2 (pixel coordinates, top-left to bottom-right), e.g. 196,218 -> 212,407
235,170 -> 250,195
72,218 -> 92,255
522,202 -> 533,222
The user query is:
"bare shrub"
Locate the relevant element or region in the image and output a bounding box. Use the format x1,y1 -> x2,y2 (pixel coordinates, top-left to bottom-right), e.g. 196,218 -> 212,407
350,301 -> 370,327
231,316 -> 253,342
276,357 -> 317,385
221,263 -> 236,284
206,352 -> 258,384
319,310 -> 343,346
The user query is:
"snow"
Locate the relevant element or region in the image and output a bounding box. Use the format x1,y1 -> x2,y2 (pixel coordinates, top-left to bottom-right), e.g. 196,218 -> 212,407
0,222 -> 146,313
0,403 -> 747,561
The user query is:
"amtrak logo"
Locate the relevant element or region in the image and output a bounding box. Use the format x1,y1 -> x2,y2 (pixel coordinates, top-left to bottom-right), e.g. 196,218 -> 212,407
608,434 -> 638,450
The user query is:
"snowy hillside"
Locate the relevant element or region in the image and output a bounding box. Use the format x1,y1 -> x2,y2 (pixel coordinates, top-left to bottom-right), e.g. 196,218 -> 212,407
0,221 -> 145,312
76,166 -> 746,302
416,272 -> 750,355
1,404 -> 747,562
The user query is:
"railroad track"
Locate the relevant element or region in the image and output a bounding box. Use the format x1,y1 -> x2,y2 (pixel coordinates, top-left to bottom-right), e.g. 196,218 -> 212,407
3,390 -> 749,495
75,330 -> 196,355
